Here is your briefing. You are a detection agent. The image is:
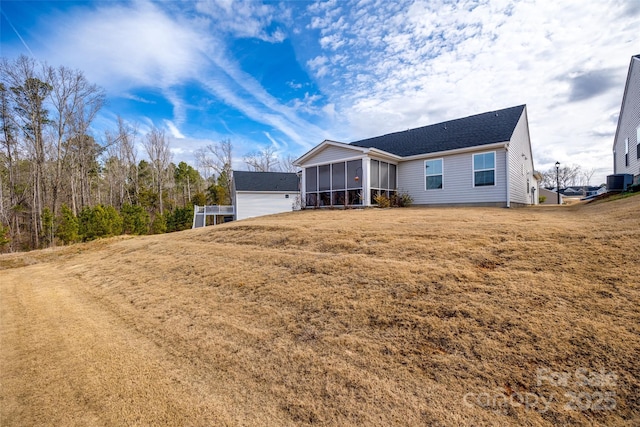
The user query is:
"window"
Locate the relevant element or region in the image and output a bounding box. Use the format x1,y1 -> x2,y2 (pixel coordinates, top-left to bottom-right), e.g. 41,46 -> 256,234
625,138 -> 629,167
425,159 -> 443,190
473,152 -> 495,187
637,127 -> 640,159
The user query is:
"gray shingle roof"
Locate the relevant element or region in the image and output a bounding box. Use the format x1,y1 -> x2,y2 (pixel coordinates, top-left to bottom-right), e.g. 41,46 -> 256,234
350,105 -> 526,157
233,171 -> 299,192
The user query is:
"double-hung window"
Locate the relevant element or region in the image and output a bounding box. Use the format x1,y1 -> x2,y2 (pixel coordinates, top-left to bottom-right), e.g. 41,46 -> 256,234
473,152 -> 495,187
425,159 -> 443,190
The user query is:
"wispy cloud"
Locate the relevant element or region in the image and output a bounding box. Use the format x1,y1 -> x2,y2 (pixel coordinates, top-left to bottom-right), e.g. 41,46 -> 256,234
31,0 -> 329,153
195,0 -> 289,42
302,0 -> 639,182
12,0 -> 639,184
164,120 -> 185,139
121,93 -> 156,104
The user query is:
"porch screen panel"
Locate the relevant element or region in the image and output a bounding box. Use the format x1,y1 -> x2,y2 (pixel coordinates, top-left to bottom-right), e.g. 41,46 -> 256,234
305,167 -> 317,192
346,160 -> 363,189
371,160 -> 379,188
319,165 -> 331,191
389,164 -> 397,189
332,162 -> 345,190
380,162 -> 389,189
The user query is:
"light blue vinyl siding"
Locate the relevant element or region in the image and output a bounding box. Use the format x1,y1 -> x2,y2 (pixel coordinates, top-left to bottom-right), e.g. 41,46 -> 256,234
399,149 -> 508,205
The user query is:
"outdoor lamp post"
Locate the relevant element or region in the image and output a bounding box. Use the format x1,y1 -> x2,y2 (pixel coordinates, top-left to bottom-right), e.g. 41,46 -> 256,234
555,161 -> 560,205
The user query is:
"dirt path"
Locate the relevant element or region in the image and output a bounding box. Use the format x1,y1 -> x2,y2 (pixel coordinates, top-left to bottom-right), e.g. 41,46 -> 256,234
0,262 -> 228,426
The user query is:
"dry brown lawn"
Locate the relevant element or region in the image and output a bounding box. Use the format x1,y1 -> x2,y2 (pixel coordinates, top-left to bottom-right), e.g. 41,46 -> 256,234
1,195 -> 639,426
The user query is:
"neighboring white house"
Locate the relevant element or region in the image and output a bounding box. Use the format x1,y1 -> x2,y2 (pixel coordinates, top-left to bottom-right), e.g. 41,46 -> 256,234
232,171 -> 300,220
294,105 -> 539,208
612,54 -> 640,184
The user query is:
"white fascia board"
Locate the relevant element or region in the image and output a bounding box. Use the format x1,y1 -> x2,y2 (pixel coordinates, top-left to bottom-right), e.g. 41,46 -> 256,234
301,154 -> 368,168
293,140 -> 368,166
368,148 -> 403,162
399,141 -> 509,161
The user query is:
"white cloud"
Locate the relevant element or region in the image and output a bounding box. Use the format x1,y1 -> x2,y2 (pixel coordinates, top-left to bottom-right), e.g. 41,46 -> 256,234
37,1 -> 207,92
164,120 -> 185,139
303,0 -> 640,184
29,0 -> 329,153
195,0 -> 288,42
121,93 -> 156,104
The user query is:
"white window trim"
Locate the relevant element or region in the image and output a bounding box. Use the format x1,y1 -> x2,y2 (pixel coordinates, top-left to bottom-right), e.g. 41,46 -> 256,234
472,151 -> 497,187
425,158 -> 444,191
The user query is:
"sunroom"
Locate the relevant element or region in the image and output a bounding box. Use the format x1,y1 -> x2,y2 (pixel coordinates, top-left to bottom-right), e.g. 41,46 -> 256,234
302,157 -> 398,208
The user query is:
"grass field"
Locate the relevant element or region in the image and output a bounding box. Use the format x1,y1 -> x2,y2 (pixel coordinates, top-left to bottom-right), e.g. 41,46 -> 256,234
1,195 -> 639,426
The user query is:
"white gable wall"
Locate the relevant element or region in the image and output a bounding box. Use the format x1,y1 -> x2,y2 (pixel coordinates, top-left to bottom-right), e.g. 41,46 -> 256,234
613,57 -> 640,179
398,149 -> 508,205
303,145 -> 366,166
235,192 -> 299,221
507,109 -> 538,205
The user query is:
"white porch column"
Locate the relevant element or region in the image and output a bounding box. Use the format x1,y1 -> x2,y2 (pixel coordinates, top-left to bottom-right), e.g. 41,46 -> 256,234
362,157 -> 370,206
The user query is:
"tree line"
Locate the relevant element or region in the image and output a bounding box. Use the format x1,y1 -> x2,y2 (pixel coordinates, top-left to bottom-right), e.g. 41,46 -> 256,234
539,164 -> 600,190
0,55 -> 295,252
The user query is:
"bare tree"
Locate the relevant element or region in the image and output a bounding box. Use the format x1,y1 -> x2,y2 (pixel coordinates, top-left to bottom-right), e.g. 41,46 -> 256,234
280,153 -> 299,173
582,168 -> 596,187
47,65 -> 105,216
195,139 -> 233,204
103,117 -> 139,209
243,145 -> 280,172
542,164 -> 582,189
143,127 -> 172,214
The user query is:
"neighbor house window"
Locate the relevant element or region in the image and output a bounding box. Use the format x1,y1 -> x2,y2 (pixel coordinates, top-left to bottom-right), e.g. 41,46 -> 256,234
625,138 -> 629,167
425,159 -> 443,190
473,152 -> 495,187
637,127 -> 640,159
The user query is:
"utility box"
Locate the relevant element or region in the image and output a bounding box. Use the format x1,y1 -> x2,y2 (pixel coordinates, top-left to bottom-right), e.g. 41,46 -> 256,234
606,174 -> 634,191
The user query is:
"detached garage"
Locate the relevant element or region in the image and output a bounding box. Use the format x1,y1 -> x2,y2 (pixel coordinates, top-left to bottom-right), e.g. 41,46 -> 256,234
232,171 -> 300,221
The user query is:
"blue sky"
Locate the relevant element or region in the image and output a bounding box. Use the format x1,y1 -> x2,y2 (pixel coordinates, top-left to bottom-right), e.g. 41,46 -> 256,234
1,0 -> 638,184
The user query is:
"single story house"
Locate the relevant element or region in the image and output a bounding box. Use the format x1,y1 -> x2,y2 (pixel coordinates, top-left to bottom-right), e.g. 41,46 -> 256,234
294,105 -> 539,208
612,54 -> 640,184
559,186 -> 605,198
232,171 -> 300,220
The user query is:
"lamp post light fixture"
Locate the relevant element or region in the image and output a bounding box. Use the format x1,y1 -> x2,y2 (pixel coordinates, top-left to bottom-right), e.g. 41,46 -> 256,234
555,161 -> 560,205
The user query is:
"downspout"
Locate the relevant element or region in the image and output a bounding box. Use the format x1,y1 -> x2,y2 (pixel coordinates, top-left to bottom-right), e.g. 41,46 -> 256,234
505,144 -> 510,208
